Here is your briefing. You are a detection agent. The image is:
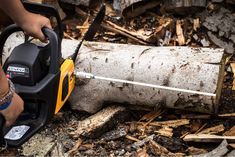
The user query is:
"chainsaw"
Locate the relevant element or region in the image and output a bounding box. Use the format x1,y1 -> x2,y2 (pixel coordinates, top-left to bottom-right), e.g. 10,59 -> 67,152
0,1 -> 105,147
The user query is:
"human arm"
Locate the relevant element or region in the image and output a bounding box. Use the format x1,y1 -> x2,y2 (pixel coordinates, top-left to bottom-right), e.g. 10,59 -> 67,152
0,66 -> 24,126
0,0 -> 52,41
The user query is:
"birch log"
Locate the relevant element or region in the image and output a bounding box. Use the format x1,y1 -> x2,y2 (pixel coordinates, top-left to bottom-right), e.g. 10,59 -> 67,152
61,40 -> 225,114
3,34 -> 225,114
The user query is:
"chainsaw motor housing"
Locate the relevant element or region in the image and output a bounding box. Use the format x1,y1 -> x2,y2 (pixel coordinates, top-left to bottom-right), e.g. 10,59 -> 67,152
0,24 -> 61,147
0,1 -> 64,147
3,42 -> 49,86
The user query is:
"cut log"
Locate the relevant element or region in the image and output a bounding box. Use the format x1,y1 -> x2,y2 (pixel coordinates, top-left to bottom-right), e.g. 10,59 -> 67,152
62,40 -> 225,114
113,0 -> 161,18
3,35 -> 225,114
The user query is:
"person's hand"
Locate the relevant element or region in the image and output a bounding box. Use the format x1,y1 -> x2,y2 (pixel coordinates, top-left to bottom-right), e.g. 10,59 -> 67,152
16,12 -> 52,42
0,93 -> 24,126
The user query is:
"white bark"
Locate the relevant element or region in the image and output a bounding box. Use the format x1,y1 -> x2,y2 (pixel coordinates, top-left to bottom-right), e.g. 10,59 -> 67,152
62,39 -> 225,114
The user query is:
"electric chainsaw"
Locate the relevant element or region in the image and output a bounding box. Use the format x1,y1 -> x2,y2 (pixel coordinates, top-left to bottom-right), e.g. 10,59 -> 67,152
0,1 -> 105,147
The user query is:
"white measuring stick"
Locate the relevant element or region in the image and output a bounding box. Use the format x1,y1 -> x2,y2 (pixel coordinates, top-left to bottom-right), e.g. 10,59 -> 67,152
75,71 -> 216,97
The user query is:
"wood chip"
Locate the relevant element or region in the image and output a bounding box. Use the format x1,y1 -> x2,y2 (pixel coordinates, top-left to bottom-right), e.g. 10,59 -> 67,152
140,110 -> 164,128
155,127 -> 173,137
198,124 -> 225,135
229,143 -> 235,149
193,18 -> 200,31
224,126 -> 235,136
149,119 -> 190,128
131,119 -> 190,128
176,20 -> 185,45
126,135 -> 140,142
139,110 -> 162,122
218,113 -> 235,117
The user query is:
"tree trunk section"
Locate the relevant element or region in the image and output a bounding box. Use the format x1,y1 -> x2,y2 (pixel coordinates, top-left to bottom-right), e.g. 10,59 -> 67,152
61,39 -> 225,114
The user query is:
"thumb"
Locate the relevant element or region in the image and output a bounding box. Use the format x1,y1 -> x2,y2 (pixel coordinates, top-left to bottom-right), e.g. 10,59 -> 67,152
37,29 -> 47,42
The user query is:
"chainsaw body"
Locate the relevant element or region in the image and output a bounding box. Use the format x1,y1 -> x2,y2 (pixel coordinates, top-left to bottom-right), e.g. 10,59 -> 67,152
0,2 -> 75,147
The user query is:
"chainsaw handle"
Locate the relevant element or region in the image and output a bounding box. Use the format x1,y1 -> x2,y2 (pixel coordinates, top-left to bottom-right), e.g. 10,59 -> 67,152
23,1 -> 63,40
42,27 -> 60,74
0,24 -> 60,74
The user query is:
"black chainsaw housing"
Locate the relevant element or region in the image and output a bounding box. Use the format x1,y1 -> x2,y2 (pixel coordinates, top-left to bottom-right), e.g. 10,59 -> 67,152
0,2 -> 63,147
